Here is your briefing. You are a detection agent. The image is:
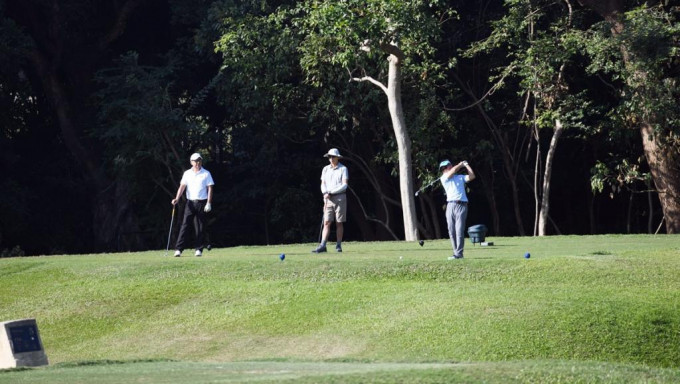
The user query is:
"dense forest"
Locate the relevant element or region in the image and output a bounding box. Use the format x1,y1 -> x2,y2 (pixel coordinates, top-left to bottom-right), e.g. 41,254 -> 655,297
1,0 -> 678,256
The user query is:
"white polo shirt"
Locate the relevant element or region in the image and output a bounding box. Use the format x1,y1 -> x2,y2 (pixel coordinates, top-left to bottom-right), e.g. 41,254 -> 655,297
180,167 -> 214,200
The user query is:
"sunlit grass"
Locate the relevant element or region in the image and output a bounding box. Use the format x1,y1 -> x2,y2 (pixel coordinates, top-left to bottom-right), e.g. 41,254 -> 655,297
0,234 -> 679,382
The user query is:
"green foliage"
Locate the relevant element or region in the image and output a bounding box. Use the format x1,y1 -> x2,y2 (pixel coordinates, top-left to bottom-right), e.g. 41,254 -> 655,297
581,4 -> 680,142
577,4 -> 680,200
210,1 -> 331,245
294,0 -> 454,87
590,158 -> 650,195
92,51 -> 198,204
212,0 -> 317,132
94,52 -> 185,164
466,0 -> 590,131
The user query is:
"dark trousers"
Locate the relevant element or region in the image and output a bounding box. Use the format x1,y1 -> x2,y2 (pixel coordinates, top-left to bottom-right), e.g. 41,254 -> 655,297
175,199 -> 207,251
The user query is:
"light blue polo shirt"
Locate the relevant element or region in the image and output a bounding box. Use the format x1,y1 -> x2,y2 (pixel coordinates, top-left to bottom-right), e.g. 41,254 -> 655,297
440,174 -> 469,202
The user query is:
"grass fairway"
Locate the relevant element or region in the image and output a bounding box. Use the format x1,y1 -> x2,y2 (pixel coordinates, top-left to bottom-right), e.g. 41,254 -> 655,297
0,234 -> 679,383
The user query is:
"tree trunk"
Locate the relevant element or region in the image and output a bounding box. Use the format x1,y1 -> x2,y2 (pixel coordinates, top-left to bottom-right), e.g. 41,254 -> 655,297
641,124 -> 680,233
385,54 -> 418,241
538,119 -> 564,235
533,121 -> 541,236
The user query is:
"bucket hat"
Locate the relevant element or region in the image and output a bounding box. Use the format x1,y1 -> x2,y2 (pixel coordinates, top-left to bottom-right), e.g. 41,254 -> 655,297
323,148 -> 343,158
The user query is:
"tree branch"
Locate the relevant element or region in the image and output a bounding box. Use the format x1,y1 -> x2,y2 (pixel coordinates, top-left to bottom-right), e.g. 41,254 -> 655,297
443,65 -> 514,111
350,75 -> 388,94
348,187 -> 400,240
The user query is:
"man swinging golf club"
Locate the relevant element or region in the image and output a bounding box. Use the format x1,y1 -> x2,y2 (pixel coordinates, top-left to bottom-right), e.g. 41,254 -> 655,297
312,148 -> 348,253
171,153 -> 214,257
439,159 -> 475,260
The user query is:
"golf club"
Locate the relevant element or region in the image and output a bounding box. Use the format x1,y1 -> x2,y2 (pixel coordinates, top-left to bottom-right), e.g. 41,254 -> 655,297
317,199 -> 327,244
164,205 -> 176,256
415,178 -> 440,196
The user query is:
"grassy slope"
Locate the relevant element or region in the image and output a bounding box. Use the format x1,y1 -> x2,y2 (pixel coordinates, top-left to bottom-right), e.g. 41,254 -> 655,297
0,235 -> 679,382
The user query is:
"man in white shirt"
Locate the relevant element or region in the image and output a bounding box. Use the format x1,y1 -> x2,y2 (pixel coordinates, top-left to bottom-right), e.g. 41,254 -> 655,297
439,159 -> 475,260
312,148 -> 349,253
171,153 -> 214,257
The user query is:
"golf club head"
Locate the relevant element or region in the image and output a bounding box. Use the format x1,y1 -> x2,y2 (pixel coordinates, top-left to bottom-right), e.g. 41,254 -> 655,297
206,244 -> 212,251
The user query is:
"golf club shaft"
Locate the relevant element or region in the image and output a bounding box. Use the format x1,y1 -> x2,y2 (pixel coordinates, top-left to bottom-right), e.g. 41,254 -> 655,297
318,199 -> 327,244
165,206 -> 175,252
415,178 -> 439,196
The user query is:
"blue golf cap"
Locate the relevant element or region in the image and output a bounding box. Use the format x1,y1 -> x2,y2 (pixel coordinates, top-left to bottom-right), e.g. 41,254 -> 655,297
439,160 -> 452,169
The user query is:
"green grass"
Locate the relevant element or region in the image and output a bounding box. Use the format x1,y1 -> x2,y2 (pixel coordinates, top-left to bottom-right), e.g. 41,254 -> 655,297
0,235 -> 679,383
2,360 -> 680,384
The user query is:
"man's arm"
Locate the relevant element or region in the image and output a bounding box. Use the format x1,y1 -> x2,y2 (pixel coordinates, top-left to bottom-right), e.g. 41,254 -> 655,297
442,161 -> 464,179
462,161 -> 475,181
328,166 -> 348,195
172,184 -> 187,205
442,161 -> 475,181
328,180 -> 348,195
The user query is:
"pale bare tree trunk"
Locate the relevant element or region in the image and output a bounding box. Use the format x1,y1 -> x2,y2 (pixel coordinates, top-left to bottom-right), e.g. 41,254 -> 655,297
386,54 -> 418,241
538,119 -> 564,235
352,43 -> 419,241
532,103 -> 541,236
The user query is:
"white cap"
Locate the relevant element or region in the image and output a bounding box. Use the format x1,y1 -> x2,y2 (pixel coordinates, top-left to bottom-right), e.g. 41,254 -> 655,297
190,153 -> 202,161
323,148 -> 343,158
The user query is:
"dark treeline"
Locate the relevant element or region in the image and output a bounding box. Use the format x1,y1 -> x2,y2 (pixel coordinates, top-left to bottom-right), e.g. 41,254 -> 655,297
1,0 -> 678,256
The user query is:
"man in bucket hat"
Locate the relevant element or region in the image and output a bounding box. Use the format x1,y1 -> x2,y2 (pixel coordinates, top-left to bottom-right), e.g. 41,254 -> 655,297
439,159 -> 475,260
312,148 -> 349,253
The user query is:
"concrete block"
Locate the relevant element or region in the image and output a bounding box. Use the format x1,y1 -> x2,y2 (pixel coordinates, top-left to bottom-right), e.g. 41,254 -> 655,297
0,319 -> 48,369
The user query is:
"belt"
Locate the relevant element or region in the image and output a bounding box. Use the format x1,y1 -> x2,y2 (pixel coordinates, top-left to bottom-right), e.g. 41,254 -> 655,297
189,199 -> 207,202
447,200 -> 468,205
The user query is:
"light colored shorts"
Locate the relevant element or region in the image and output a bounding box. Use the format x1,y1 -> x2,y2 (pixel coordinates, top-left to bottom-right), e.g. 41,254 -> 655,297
324,193 -> 347,223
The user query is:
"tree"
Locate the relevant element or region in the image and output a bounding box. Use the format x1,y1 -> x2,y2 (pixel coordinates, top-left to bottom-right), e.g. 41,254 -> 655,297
577,1 -> 680,233
293,0 -> 454,241
2,0 -> 155,250
465,0 -> 576,235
